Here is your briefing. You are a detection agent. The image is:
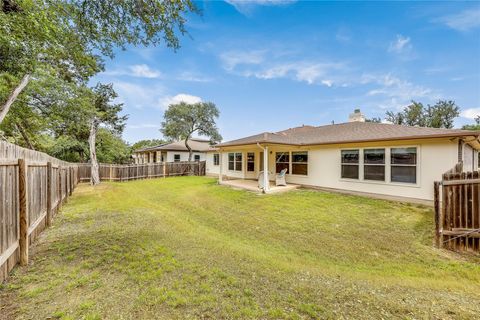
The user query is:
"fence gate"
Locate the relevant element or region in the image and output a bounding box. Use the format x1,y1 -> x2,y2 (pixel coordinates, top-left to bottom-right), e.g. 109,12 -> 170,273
435,163 -> 480,252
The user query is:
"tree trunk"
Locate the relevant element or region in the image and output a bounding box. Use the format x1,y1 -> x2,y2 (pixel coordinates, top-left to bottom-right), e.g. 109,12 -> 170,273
185,138 -> 192,162
0,73 -> 31,124
89,118 -> 100,185
15,121 -> 35,150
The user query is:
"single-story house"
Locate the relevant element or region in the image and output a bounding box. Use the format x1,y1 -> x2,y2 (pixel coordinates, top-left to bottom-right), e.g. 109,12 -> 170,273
206,110 -> 480,202
133,138 -> 211,164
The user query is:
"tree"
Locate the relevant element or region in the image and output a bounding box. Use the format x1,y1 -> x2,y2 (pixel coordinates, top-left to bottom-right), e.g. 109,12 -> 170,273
424,100 -> 459,129
365,117 -> 382,123
161,102 -> 222,161
462,115 -> 480,131
385,100 -> 459,128
0,0 -> 197,123
89,83 -> 127,185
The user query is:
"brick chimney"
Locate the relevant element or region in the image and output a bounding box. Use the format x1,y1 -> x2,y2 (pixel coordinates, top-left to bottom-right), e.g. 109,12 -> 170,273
348,108 -> 365,122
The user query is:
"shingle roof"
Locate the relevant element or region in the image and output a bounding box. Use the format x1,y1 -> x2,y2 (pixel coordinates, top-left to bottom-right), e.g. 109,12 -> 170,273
217,122 -> 480,147
135,138 -> 212,152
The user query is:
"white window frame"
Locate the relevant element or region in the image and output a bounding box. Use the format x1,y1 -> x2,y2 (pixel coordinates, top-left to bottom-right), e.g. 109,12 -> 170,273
228,152 -> 243,172
341,149 -> 360,180
213,153 -> 219,166
363,148 -> 386,182
174,154 -> 181,162
339,146 -> 420,187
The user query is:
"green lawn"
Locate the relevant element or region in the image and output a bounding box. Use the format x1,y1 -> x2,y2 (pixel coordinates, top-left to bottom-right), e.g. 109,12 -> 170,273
1,177 -> 480,319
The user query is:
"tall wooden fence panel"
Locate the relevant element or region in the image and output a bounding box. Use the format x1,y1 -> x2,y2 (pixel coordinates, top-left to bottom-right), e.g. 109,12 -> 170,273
0,141 -> 79,282
435,162 -> 480,252
77,161 -> 206,182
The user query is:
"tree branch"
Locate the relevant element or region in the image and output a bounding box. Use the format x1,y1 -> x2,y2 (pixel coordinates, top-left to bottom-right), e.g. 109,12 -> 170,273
0,74 -> 31,124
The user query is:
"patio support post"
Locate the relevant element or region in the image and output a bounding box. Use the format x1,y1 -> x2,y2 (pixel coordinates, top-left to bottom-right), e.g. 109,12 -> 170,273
218,150 -> 223,184
263,146 -> 270,192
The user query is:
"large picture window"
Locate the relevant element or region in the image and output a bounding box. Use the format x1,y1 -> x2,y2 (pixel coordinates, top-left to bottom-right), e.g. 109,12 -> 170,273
247,153 -> 255,172
391,147 -> 417,183
341,150 -> 359,179
276,152 -> 289,173
292,151 -> 308,175
364,148 -> 385,181
213,153 -> 219,166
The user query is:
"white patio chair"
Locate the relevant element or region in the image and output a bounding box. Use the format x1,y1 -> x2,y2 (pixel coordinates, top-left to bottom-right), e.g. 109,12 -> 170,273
276,168 -> 288,186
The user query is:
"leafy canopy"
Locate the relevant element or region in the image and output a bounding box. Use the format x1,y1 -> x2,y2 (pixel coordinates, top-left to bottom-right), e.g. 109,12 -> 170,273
385,100 -> 460,129
161,102 -> 222,144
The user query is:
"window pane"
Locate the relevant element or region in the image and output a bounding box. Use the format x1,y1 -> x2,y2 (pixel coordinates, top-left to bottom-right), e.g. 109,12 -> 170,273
341,150 -> 359,164
391,147 -> 417,165
235,153 -> 242,171
276,163 -> 289,174
228,153 -> 234,161
364,165 -> 385,181
213,154 -> 219,166
364,149 -> 385,164
194,155 -> 200,161
276,152 -> 289,163
247,152 -> 255,162
292,151 -> 308,163
391,166 -> 416,183
247,153 -> 254,171
174,154 -> 180,162
341,165 -> 358,179
292,163 -> 307,175
228,161 -> 234,171
247,162 -> 255,172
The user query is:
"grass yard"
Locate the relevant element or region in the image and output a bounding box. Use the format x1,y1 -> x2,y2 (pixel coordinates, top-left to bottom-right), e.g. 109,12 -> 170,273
1,177 -> 480,319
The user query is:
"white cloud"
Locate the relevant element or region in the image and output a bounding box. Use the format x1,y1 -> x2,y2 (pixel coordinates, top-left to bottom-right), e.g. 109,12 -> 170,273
102,64 -> 161,78
128,124 -> 159,129
220,49 -> 344,86
436,8 -> 480,31
226,0 -> 296,15
460,108 -> 480,120
361,73 -> 437,108
160,93 -> 202,109
129,64 -> 161,78
388,34 -> 412,54
112,81 -> 166,109
220,50 -> 265,71
177,71 -> 213,82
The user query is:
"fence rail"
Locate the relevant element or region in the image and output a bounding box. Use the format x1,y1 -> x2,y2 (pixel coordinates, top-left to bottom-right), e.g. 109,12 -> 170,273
434,162 -> 480,252
77,161 -> 206,182
1,141 -> 79,283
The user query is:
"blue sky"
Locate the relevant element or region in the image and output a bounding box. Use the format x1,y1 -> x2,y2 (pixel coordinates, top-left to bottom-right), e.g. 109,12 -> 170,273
93,0 -> 480,144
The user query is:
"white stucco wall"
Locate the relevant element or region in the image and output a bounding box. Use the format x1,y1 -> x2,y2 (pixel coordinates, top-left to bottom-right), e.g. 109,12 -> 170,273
165,151 -> 206,162
207,138 -> 467,201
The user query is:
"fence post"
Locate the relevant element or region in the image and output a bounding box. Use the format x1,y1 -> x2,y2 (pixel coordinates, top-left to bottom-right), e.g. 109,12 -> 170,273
163,162 -> 166,178
46,162 -> 53,227
18,158 -> 29,266
67,167 -> 71,196
434,181 -> 441,248
58,166 -> 62,209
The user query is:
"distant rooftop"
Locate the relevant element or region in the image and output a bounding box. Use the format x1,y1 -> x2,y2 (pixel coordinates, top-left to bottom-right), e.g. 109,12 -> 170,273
135,138 -> 212,153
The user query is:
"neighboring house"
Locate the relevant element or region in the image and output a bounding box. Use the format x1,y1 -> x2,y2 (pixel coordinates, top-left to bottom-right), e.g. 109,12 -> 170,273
133,138 -> 211,164
206,110 -> 480,201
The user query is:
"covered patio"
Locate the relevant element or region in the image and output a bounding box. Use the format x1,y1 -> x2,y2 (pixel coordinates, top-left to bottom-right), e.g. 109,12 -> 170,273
219,178 -> 300,194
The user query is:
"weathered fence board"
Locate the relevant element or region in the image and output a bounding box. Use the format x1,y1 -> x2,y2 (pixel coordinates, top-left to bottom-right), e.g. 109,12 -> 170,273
435,162 -> 480,252
77,161 -> 206,182
0,141 -> 78,283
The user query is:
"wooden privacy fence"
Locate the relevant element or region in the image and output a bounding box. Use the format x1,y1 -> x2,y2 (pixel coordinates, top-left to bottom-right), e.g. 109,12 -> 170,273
434,162 -> 480,252
77,161 -> 206,182
0,141 -> 79,282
